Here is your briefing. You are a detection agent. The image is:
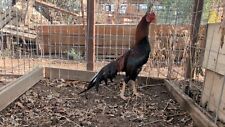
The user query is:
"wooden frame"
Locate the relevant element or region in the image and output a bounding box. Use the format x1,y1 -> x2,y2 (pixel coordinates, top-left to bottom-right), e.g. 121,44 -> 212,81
164,80 -> 217,127
44,67 -> 164,85
0,67 -> 218,127
0,8 -> 18,30
0,67 -> 43,111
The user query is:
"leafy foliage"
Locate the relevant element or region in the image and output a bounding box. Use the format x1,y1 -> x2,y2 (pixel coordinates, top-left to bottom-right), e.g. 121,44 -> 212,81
67,48 -> 82,60
204,0 -> 223,24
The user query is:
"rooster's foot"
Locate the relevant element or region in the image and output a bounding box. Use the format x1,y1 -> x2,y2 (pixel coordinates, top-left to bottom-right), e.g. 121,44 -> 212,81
131,80 -> 142,97
120,81 -> 129,100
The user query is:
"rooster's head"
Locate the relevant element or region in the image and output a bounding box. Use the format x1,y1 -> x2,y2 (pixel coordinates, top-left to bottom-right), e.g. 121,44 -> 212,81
146,12 -> 156,23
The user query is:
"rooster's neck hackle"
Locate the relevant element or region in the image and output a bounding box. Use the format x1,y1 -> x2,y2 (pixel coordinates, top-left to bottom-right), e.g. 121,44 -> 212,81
135,15 -> 150,45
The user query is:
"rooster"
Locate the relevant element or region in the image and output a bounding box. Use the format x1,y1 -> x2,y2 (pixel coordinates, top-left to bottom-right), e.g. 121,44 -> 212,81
79,11 -> 156,100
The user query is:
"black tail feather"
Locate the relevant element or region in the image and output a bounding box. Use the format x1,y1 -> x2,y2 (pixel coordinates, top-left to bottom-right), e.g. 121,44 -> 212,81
78,61 -> 118,95
78,72 -> 100,95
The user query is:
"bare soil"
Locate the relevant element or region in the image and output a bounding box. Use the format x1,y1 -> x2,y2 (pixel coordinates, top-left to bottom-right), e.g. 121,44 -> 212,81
0,79 -> 193,127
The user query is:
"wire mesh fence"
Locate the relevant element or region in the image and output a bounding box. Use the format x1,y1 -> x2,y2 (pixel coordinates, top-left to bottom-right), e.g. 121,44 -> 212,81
0,0 -> 225,125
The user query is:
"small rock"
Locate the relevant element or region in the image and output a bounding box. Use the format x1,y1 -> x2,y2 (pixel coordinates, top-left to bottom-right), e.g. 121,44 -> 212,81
108,114 -> 115,117
16,102 -> 24,109
51,117 -> 59,125
56,83 -> 67,88
60,79 -> 66,83
132,118 -> 142,123
0,116 -> 3,123
47,95 -> 53,99
167,118 -> 174,123
49,83 -> 54,87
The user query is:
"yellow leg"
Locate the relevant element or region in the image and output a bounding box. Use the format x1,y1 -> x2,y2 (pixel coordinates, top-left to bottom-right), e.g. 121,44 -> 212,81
131,80 -> 142,97
120,81 -> 129,100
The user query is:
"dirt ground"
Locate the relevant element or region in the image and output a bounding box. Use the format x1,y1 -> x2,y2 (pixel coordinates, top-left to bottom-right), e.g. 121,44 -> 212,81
0,79 -> 193,127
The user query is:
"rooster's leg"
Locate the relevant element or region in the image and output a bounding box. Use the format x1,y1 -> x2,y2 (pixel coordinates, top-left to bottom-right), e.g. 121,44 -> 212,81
120,81 -> 129,100
131,80 -> 142,97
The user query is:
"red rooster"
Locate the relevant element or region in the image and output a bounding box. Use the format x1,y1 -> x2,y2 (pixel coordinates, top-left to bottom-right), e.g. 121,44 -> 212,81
79,11 -> 156,100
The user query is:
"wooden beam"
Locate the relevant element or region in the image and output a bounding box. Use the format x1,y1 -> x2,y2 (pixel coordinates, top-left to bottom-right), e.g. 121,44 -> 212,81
0,67 -> 43,111
35,0 -> 79,17
24,0 -> 35,26
164,80 -> 218,127
80,0 -> 86,26
44,67 -> 164,84
44,67 -> 96,81
0,8 -> 17,30
1,25 -> 36,40
86,0 -> 95,71
0,73 -> 22,77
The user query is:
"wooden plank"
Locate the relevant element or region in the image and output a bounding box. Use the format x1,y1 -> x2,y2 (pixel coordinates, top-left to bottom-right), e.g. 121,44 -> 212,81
37,24 -> 205,35
2,28 -> 36,40
203,23 -> 225,75
0,16 -> 14,30
24,0 -> 35,26
37,25 -> 83,35
44,67 -> 164,84
37,24 -> 206,54
44,67 -> 96,81
37,24 -> 194,37
37,24 -> 136,35
201,70 -> 225,123
0,74 -> 21,77
38,43 -> 127,56
4,25 -> 36,35
164,80 -> 218,127
0,67 -> 43,111
38,34 -> 134,46
96,24 -> 136,35
35,0 -> 79,17
0,9 -> 17,29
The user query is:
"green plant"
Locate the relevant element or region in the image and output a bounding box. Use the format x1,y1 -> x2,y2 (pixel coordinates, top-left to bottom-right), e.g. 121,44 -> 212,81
67,48 -> 81,60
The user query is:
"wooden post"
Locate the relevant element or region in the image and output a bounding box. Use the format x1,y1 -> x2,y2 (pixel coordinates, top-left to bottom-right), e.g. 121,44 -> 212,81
24,0 -> 35,26
185,0 -> 204,79
80,0 -> 86,31
167,29 -> 174,79
86,0 -> 95,71
114,0 -> 120,23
